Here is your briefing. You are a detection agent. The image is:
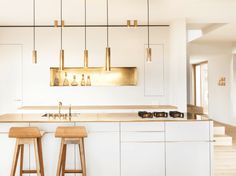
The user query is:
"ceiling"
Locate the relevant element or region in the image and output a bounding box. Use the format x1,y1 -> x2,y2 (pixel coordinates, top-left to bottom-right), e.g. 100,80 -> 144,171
192,23 -> 236,43
0,0 -> 236,25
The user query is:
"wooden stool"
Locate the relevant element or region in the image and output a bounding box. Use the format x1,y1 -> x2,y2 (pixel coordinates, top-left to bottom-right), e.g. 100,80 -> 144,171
55,126 -> 87,176
9,127 -> 45,176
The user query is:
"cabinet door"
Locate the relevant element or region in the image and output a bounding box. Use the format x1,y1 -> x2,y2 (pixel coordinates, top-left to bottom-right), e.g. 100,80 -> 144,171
144,44 -> 164,96
166,142 -> 211,176
0,45 -> 22,114
121,142 -> 165,176
80,132 -> 120,176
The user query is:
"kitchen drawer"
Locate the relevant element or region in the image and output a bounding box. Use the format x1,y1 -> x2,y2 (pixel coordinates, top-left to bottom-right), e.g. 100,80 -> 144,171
121,122 -> 164,132
165,121 -> 211,141
121,132 -> 165,142
76,122 -> 119,132
0,123 -> 29,133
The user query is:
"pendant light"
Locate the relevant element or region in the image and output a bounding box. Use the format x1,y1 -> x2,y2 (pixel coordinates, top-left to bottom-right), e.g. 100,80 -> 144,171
146,0 -> 152,63
105,0 -> 111,71
32,0 -> 37,64
84,0 -> 88,68
59,0 -> 64,70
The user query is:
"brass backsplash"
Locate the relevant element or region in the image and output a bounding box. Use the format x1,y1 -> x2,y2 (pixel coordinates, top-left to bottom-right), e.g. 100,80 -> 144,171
50,67 -> 137,86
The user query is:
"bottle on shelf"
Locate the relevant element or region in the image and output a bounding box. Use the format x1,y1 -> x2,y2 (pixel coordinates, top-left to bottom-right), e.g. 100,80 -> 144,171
86,75 -> 91,86
54,72 -> 60,86
63,72 -> 69,86
71,75 -> 78,86
81,74 -> 86,86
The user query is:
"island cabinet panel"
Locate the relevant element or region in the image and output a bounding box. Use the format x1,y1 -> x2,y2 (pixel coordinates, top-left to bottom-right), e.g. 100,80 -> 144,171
120,122 -> 165,176
165,121 -> 211,141
121,142 -> 165,176
76,122 -> 120,176
166,142 -> 211,176
121,122 -> 165,132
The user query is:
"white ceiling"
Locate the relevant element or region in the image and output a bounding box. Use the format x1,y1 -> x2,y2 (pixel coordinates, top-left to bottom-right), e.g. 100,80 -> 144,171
0,0 -> 236,25
192,23 -> 236,43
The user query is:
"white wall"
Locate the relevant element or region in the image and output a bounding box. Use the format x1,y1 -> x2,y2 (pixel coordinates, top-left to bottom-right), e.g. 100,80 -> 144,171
0,20 -> 187,110
188,42 -> 236,124
169,19 -> 187,112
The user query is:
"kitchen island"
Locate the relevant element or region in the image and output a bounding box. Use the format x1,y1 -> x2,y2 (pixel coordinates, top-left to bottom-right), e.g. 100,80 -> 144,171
0,113 -> 213,176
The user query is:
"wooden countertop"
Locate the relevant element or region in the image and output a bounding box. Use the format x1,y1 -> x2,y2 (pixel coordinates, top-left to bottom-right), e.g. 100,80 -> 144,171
0,113 -> 211,123
19,105 -> 178,111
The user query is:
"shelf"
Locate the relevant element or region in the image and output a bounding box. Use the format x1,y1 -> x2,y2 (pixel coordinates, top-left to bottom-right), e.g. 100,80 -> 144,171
50,67 -> 137,86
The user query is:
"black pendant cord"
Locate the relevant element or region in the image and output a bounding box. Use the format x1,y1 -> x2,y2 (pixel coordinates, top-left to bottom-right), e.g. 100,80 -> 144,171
60,0 -> 63,50
33,0 -> 36,50
147,0 -> 150,48
84,0 -> 87,50
106,0 -> 109,47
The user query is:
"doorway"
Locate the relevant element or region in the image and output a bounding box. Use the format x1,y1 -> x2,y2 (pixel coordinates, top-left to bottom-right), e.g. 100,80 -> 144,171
193,61 -> 208,114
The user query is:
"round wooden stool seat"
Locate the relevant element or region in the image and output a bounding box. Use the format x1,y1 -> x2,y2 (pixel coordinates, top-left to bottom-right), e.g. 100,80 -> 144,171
9,127 -> 42,138
55,126 -> 87,138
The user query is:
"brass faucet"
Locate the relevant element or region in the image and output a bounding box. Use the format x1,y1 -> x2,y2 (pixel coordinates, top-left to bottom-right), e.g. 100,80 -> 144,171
59,101 -> 62,116
69,104 -> 72,121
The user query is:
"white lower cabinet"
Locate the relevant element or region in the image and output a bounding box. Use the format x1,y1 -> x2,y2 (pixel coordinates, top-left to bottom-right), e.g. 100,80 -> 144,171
0,121 -> 213,176
82,132 -> 120,176
166,142 -> 211,176
121,142 -> 165,176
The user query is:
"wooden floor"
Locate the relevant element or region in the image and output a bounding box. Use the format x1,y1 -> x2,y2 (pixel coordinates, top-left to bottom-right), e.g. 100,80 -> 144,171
214,122 -> 236,176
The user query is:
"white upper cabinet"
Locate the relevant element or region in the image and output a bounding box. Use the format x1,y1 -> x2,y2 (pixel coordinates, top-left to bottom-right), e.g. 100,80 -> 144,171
144,44 -> 165,96
109,0 -> 147,25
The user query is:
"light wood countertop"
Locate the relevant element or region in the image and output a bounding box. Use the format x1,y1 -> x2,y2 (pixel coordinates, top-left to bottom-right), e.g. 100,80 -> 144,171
19,105 -> 178,111
0,113 -> 211,123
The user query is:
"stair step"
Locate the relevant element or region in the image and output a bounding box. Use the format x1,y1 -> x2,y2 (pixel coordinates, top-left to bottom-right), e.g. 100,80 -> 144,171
214,135 -> 233,146
214,126 -> 225,135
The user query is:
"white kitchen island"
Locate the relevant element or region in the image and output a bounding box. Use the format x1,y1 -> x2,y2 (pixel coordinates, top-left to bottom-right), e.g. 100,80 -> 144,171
0,113 -> 213,176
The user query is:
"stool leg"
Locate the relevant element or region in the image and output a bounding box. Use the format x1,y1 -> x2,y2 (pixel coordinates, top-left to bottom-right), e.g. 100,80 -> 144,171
61,144 -> 67,176
56,139 -> 65,176
37,138 -> 45,176
33,139 -> 41,176
10,139 -> 20,176
79,138 -> 86,176
20,144 -> 24,176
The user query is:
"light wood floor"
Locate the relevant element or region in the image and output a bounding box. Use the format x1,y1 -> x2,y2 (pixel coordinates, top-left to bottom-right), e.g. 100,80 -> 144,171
214,122 -> 236,176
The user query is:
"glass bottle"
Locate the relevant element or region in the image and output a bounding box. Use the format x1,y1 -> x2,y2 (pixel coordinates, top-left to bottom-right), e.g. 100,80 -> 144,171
86,75 -> 91,86
54,72 -> 60,86
81,74 -> 85,86
71,75 -> 78,86
63,72 -> 69,86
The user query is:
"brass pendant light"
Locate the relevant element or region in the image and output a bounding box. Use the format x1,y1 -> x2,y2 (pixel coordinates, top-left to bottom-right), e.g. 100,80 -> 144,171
105,0 -> 111,71
84,0 -> 88,68
59,0 -> 64,70
146,0 -> 152,63
32,0 -> 37,64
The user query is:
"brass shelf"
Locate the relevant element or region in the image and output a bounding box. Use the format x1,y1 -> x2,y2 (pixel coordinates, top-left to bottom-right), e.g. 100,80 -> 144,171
50,67 -> 137,86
